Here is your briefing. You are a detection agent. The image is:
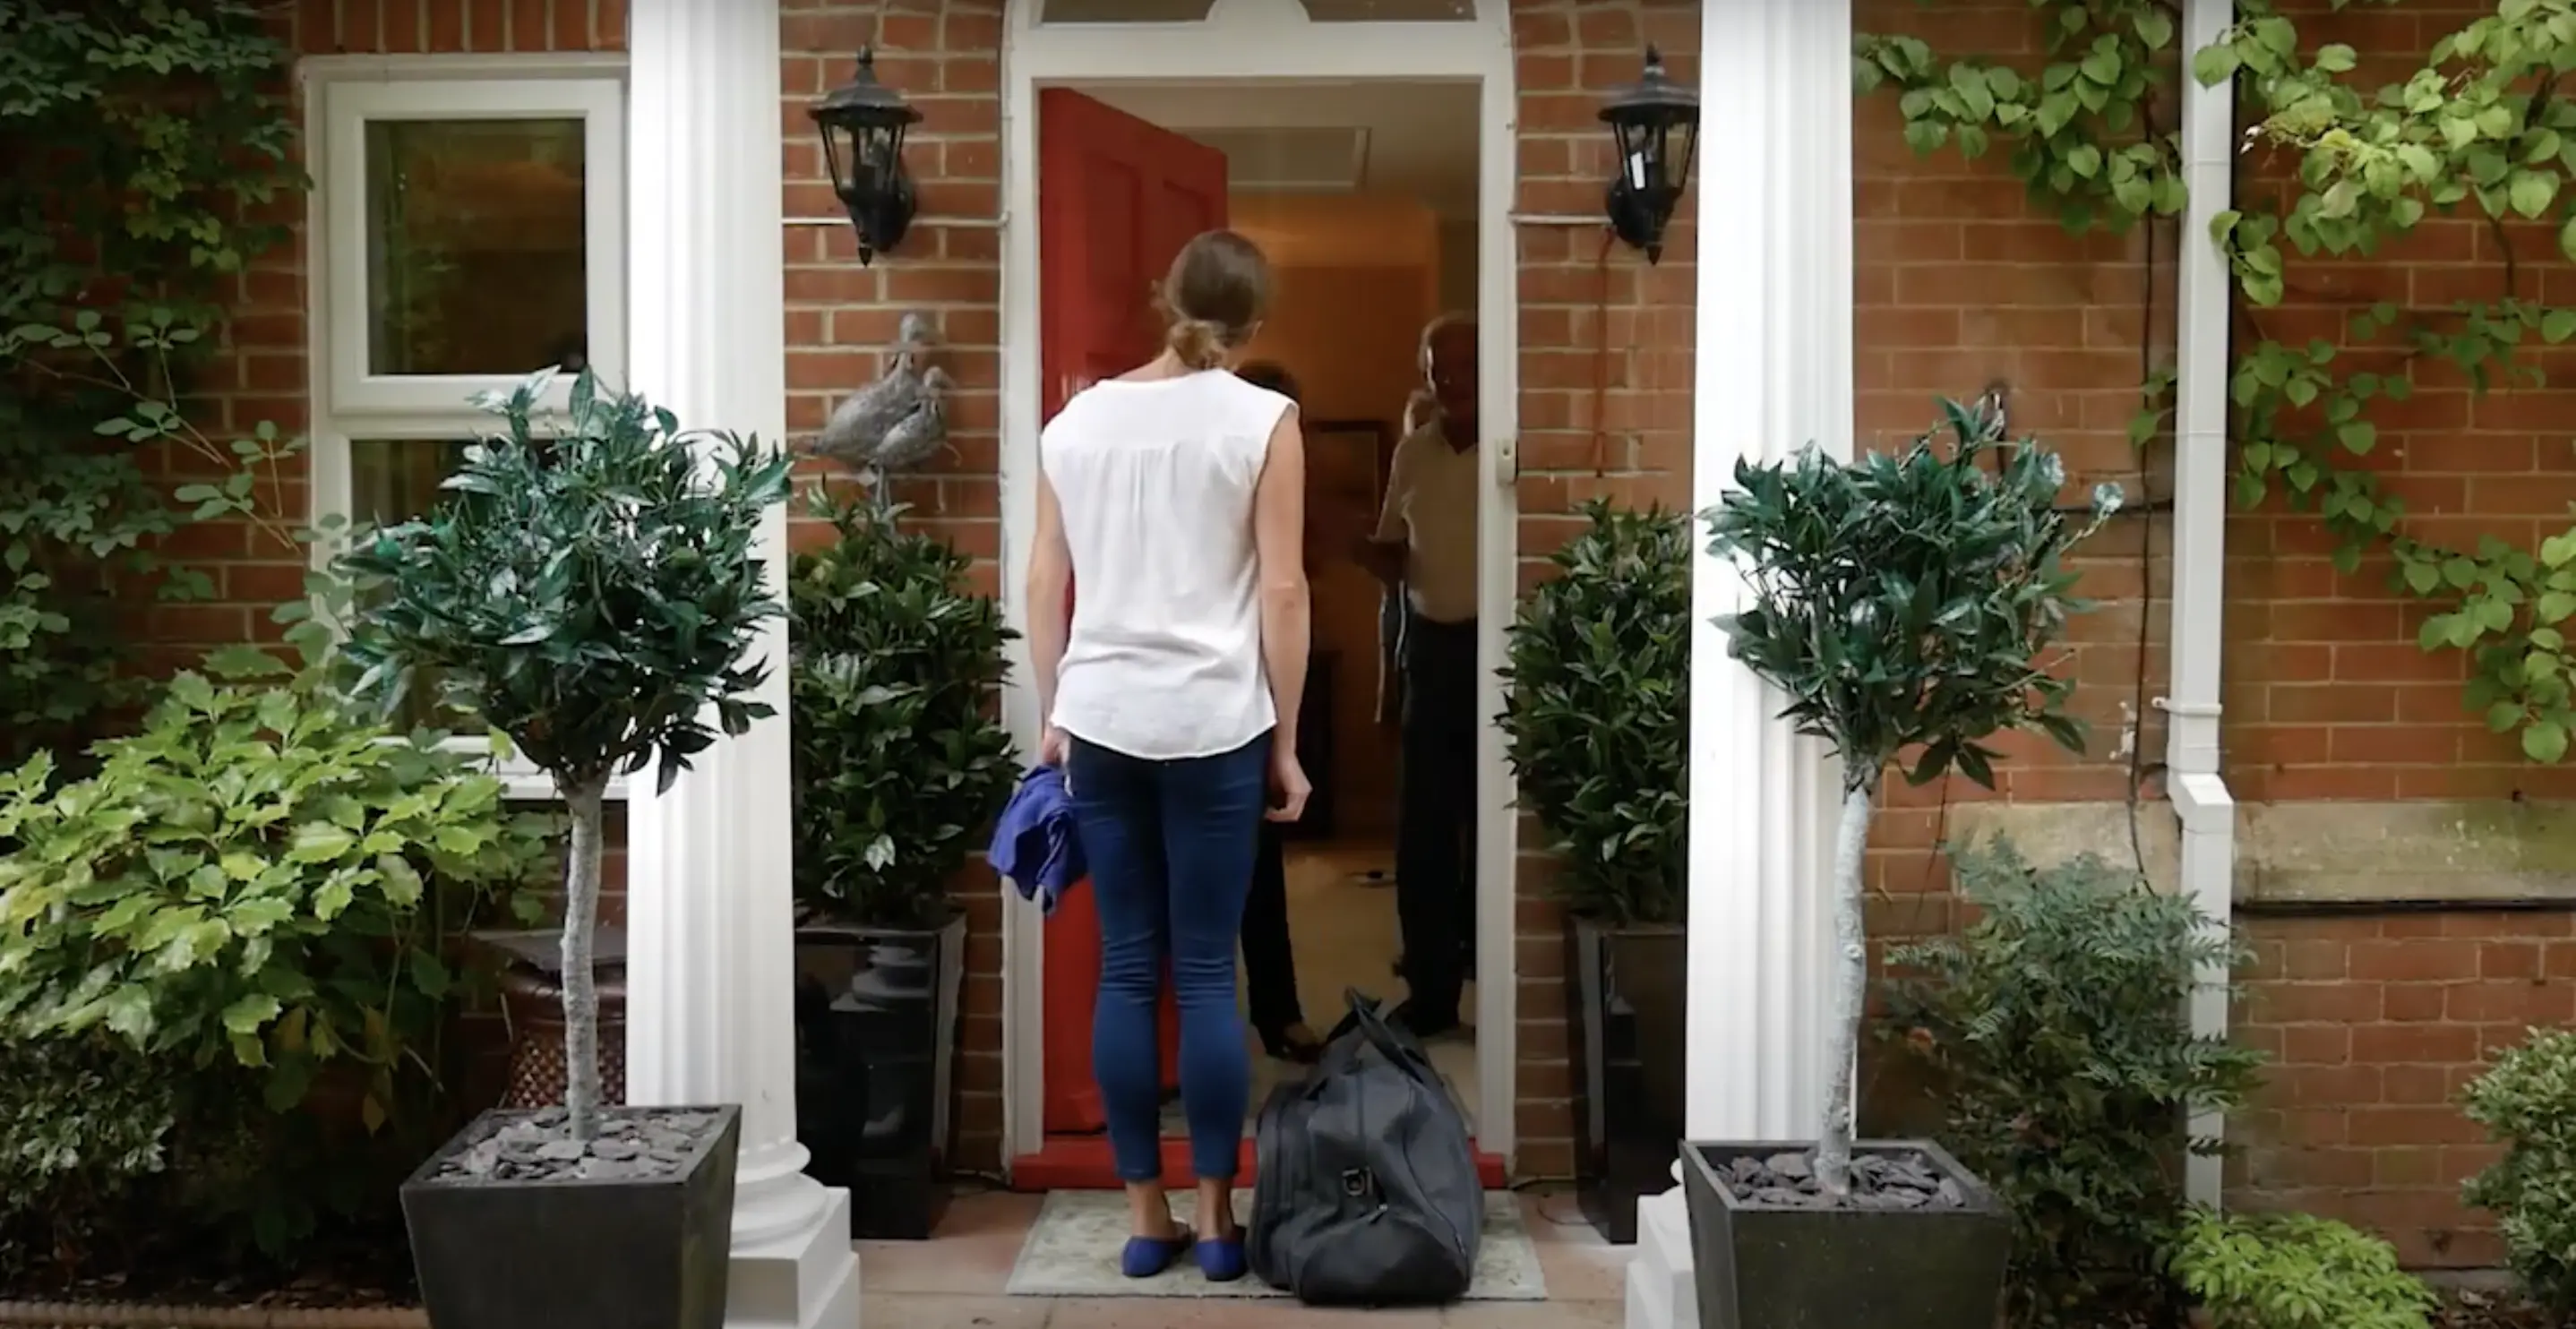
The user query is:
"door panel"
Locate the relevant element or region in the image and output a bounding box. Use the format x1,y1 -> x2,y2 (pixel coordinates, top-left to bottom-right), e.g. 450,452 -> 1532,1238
1036,88 -> 1231,1136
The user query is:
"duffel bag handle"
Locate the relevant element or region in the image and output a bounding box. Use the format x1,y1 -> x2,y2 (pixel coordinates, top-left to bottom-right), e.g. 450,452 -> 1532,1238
1343,987 -> 1438,1083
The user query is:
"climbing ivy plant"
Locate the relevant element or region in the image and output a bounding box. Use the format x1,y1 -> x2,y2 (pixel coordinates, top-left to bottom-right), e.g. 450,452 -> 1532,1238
0,2 -> 308,767
1857,0 -> 2576,764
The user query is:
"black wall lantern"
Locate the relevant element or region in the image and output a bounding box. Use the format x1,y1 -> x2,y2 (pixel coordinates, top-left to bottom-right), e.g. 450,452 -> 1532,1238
1600,46 -> 1700,265
811,47 -> 923,266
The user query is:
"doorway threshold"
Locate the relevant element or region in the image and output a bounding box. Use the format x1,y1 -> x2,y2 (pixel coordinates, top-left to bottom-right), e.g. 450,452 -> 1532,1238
1011,1137 -> 1508,1190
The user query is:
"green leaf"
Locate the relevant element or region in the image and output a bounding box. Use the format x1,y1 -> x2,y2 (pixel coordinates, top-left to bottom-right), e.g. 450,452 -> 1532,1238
222,993 -> 282,1035
2510,170 -> 2559,219
2131,8 -> 2174,50
2191,43 -> 2239,86
286,822 -> 357,864
2525,720 -> 2570,763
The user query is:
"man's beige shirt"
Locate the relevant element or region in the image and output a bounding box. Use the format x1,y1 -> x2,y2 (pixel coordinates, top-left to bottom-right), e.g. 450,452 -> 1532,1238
1374,419 -> 1479,623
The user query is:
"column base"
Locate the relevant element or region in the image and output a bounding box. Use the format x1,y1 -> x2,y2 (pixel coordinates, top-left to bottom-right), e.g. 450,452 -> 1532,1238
1623,1186 -> 1697,1329
726,1185 -> 861,1329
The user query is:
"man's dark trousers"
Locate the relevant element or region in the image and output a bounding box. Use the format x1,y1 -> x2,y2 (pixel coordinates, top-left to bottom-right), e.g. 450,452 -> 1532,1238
1395,613 -> 1476,1028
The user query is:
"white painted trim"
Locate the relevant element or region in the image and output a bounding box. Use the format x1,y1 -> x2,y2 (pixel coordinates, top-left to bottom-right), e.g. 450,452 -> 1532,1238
299,55 -> 631,802
2170,0 -> 2239,1210
1684,0 -> 1852,1148
995,0 -> 1520,1168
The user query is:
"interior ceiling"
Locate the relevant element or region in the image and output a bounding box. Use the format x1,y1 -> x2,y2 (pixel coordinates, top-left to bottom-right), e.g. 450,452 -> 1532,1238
1083,82 -> 1481,219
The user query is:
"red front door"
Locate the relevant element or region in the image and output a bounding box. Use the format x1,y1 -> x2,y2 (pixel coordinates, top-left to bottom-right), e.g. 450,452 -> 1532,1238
1035,90 -> 1230,1138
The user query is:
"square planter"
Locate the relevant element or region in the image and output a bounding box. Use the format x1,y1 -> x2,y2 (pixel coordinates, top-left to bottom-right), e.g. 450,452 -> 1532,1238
1682,1139 -> 2009,1329
793,912 -> 966,1239
402,1103 -> 741,1329
1565,916 -> 1686,1243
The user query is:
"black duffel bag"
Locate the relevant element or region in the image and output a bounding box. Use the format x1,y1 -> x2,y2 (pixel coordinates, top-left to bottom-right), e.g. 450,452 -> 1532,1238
1246,990 -> 1482,1305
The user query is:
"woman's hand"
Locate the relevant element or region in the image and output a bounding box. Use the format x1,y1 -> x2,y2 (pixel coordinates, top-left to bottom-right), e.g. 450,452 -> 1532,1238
1040,726 -> 1069,768
1266,746 -> 1310,823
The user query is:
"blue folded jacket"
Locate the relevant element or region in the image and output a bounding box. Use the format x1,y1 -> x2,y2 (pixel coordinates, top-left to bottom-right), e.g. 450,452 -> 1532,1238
990,764 -> 1085,915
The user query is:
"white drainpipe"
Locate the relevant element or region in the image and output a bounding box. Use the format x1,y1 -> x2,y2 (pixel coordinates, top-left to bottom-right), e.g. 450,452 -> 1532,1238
2167,0 -> 2238,1211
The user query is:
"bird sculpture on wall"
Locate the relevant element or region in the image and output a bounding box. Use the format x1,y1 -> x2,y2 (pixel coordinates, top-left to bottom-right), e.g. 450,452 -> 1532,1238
808,310 -> 954,502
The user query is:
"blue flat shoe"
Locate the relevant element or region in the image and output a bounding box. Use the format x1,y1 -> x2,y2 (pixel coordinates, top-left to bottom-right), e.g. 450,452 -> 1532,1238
1120,1233 -> 1193,1279
1195,1233 -> 1247,1283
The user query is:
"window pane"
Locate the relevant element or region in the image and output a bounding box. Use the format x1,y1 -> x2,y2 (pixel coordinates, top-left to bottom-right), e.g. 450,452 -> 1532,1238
349,439 -> 473,729
350,437 -> 470,530
365,119 -> 588,377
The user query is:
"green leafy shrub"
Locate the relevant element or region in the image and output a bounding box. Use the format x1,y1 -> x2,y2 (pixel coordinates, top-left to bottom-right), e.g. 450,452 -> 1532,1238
1499,500 -> 1689,925
2460,1025 -> 2576,1316
0,3 -> 305,767
0,649 -> 548,1129
1883,836 -> 2268,1327
0,1036 -> 178,1276
342,368 -> 791,1142
2170,1210 -> 2436,1329
1704,399 -> 2118,1195
789,487 -> 1018,930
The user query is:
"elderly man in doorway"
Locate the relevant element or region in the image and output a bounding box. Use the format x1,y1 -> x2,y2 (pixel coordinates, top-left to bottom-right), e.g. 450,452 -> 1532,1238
1361,311 -> 1480,1041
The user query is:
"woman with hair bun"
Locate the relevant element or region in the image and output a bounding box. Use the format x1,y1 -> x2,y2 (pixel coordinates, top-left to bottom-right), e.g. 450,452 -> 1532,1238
1024,229 -> 1312,1282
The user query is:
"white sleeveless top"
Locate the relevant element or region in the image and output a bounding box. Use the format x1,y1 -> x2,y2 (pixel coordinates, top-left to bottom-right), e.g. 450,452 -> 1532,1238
1042,369 -> 1294,761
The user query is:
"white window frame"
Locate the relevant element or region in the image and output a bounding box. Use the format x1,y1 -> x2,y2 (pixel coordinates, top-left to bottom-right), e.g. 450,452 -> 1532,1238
302,54 -> 631,801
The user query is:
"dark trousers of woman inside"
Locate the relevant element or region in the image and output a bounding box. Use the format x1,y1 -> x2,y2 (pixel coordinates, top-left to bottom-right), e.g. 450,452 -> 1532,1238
1064,731 -> 1271,1183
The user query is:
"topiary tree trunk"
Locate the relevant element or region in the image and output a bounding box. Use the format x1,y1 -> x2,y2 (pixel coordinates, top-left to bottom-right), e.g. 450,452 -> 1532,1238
1815,779 -> 1875,1195
559,776 -> 610,1141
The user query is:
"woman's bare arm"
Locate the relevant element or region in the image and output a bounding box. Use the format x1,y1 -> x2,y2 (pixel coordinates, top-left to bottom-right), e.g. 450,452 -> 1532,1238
1254,406 -> 1312,744
1026,470 -> 1074,733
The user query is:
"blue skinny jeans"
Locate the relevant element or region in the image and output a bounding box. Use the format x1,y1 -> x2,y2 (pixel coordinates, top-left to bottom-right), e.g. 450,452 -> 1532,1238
1065,732 -> 1268,1184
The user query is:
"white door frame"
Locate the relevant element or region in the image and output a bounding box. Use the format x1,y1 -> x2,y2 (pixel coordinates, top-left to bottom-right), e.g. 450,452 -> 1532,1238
995,0 -> 1523,1167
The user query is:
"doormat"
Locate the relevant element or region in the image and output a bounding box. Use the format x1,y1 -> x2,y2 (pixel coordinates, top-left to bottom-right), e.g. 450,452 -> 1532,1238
1002,1189 -> 1548,1299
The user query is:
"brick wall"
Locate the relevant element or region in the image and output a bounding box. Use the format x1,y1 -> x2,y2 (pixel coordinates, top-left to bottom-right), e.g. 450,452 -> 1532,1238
2235,910 -> 2576,1267
1850,0 -> 2163,938
2221,0 -> 2576,806
1505,0 -> 1698,1181
1848,0 -> 2573,1268
2219,0 -> 2571,1265
782,0 -> 1008,1171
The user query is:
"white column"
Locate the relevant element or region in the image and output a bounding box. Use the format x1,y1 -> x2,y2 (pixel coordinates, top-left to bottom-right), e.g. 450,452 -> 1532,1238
1628,3 -> 1852,1327
623,4 -> 862,1328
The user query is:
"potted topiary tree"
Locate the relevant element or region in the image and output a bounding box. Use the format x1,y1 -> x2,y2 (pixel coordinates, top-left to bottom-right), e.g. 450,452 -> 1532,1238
339,369 -> 791,1329
1684,399 -> 2119,1329
786,484 -> 1016,1239
1499,498 -> 1688,1244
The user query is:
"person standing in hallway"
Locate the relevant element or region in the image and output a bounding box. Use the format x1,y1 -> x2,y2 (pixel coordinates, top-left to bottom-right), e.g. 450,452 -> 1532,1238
1232,360 -> 1327,1065
1361,312 -> 1480,1040
1025,231 -> 1312,1282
